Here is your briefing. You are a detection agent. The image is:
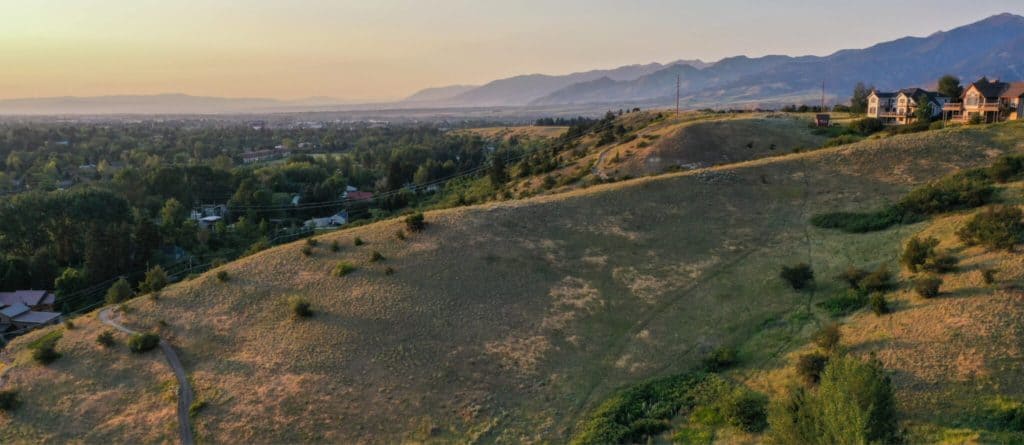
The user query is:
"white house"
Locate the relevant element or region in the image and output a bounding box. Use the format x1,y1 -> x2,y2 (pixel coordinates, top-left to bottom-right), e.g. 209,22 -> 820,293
304,211 -> 349,229
867,88 -> 948,125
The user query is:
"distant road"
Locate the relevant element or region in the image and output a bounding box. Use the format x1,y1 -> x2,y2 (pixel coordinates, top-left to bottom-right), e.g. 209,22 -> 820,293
100,308 -> 195,445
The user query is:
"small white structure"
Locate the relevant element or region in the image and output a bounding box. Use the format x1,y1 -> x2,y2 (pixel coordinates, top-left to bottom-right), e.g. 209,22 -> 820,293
198,215 -> 223,229
304,211 -> 349,229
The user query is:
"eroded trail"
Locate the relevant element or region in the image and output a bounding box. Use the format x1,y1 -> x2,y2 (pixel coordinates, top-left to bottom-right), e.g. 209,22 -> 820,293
100,308 -> 195,445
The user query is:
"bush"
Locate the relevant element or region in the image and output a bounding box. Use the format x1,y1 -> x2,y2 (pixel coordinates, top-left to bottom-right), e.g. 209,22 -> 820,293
702,347 -> 738,372
0,390 -> 21,411
139,265 -> 169,294
922,253 -> 958,273
957,206 -> 1024,251
983,268 -> 998,285
780,263 -> 814,290
128,332 -> 160,353
216,270 -> 230,282
385,266 -> 395,275
928,120 -> 945,131
818,289 -> 868,317
300,245 -> 313,256
850,117 -> 884,135
333,261 -> 356,277
796,353 -> 829,385
835,266 -> 868,289
370,251 -> 384,262
822,134 -> 862,147
809,206 -> 907,233
353,237 -> 364,246
289,297 -> 313,318
901,236 -> 939,272
914,274 -> 942,298
330,240 -> 341,252
96,330 -> 116,347
105,277 -> 134,305
988,155 -> 1024,183
988,398 -> 1024,432
405,212 -> 426,232
898,172 -> 994,216
29,330 -> 62,365
189,399 -> 208,418
722,391 -> 768,432
395,230 -> 406,241
859,265 -> 894,293
869,292 -> 889,315
63,319 -> 75,329
969,113 -> 985,125
813,324 -> 841,352
306,237 -> 319,247
769,357 -> 898,444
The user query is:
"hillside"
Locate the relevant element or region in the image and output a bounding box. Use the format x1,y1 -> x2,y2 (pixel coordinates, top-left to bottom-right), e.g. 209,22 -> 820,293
3,122 -> 1024,443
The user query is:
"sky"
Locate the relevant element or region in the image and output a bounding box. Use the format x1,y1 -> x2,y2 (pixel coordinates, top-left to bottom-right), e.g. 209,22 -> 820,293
0,0 -> 1020,101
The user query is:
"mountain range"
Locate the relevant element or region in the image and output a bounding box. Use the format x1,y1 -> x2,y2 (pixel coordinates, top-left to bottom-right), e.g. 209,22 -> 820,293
2,13 -> 1023,115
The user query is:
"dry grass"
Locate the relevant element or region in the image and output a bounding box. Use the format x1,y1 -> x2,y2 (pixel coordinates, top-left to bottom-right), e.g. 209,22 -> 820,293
2,121 -> 1024,443
459,125 -> 568,140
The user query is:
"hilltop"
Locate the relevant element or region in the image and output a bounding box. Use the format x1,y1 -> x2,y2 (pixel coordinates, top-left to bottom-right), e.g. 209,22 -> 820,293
3,119 -> 1024,443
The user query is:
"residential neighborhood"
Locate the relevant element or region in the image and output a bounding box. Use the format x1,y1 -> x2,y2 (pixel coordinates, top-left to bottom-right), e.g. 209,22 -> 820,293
868,77 -> 1024,125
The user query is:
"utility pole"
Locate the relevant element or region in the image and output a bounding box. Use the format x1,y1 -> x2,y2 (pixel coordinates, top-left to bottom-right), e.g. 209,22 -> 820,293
675,73 -> 681,115
820,80 -> 826,112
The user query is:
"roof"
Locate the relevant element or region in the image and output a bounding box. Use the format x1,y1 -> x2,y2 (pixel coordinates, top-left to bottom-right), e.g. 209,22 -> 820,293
346,191 -> 374,201
870,91 -> 896,98
12,310 -> 61,325
0,290 -> 54,307
1002,82 -> 1024,98
199,216 -> 223,222
970,78 -> 1007,98
897,88 -> 948,102
1,303 -> 31,318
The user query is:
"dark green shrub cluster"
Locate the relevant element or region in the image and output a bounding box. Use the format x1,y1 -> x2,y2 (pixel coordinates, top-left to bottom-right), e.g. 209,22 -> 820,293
105,277 -> 134,305
813,324 -> 841,352
898,171 -> 995,216
859,266 -> 894,293
571,373 -> 708,444
722,391 -> 768,432
330,240 -> 341,252
817,289 -> 868,317
405,212 -> 426,232
780,263 -> 814,290
385,266 -> 395,275
353,237 -> 364,246
300,245 -> 313,256
96,330 -> 116,347
702,347 -> 738,372
216,270 -> 230,282
914,275 -> 942,298
809,207 -> 906,233
988,155 -> 1024,183
849,117 -> 884,135
333,261 -> 356,277
139,265 -> 169,294
901,236 -> 938,272
128,332 -> 160,353
836,266 -> 868,289
370,251 -> 384,262
0,389 -> 21,411
983,268 -> 998,285
870,293 -> 889,315
29,330 -> 62,365
290,297 -> 313,318
769,356 -> 899,444
796,352 -> 829,385
988,398 -> 1024,431
957,206 -> 1024,251
306,237 -> 319,247
822,134 -> 862,147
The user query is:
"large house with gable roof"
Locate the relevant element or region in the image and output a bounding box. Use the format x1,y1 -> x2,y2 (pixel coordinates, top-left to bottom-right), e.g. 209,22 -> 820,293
942,77 -> 1024,123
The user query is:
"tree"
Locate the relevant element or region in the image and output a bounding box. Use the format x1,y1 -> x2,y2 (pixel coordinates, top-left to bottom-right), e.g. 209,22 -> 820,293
901,236 -> 939,272
780,263 -> 814,290
489,152 -> 508,186
105,277 -> 133,304
139,265 -> 169,294
850,82 -> 871,114
816,356 -> 898,444
54,267 -> 88,311
160,198 -> 186,232
937,75 -> 963,99
914,93 -> 934,123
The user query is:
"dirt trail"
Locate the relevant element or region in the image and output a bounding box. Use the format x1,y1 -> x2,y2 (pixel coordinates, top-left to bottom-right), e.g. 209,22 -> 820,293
100,308 -> 195,445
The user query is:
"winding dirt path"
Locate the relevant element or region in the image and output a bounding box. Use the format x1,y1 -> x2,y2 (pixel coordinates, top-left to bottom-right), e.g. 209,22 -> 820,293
100,308 -> 195,445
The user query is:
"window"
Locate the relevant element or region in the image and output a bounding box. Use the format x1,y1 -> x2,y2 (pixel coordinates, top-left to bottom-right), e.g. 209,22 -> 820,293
868,107 -> 876,114
966,92 -> 979,107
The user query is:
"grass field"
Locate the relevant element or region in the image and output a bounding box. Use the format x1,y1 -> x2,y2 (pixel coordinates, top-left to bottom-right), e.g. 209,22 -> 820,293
2,121 -> 1024,443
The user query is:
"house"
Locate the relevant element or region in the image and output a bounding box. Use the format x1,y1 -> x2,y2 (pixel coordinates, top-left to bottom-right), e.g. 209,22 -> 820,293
190,204 -> 229,221
0,303 -> 61,329
344,191 -> 374,202
198,215 -> 223,229
0,290 -> 57,311
867,88 -> 948,125
304,211 -> 349,229
942,77 -> 1024,123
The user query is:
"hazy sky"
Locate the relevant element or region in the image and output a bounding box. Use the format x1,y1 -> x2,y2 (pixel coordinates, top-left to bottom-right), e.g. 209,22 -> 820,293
1,0 -> 1020,101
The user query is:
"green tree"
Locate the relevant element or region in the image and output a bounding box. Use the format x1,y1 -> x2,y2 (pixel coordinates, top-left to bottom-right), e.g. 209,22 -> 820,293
914,93 -> 934,123
54,267 -> 88,311
105,277 -> 133,304
489,152 -> 508,186
937,75 -> 963,99
139,265 -> 169,294
850,82 -> 871,114
816,356 -> 898,444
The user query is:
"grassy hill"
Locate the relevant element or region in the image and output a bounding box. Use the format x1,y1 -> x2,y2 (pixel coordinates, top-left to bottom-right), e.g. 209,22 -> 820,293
2,121 -> 1024,443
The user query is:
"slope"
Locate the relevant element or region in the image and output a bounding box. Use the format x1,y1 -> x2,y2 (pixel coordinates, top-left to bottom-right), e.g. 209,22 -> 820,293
1,122 -> 1023,443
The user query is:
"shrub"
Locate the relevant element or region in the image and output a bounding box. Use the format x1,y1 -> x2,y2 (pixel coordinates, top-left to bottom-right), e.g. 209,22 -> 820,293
957,206 -> 1024,251
813,324 -> 841,352
859,265 -> 894,293
405,212 -> 426,232
818,289 -> 868,317
105,277 -> 134,304
780,263 -> 814,290
835,266 -> 868,289
63,319 -> 75,329
822,134 -> 862,147
922,253 -> 958,273
722,391 -> 768,432
850,117 -> 884,135
988,155 -> 1024,183
333,262 -> 356,277
216,270 -> 230,282
300,245 -> 313,256
914,274 -> 942,298
702,346 -> 738,372
898,172 -> 994,216
869,293 -> 889,315
289,297 -> 313,318
385,267 -> 395,275
928,120 -> 945,130
983,268 -> 998,285
189,399 -> 208,418
0,390 -> 21,411
139,265 -> 169,294
353,237 -> 364,246
29,330 -> 62,365
809,206 -> 907,233
796,352 -> 829,385
901,236 -> 939,272
96,330 -> 116,347
330,240 -> 340,252
988,398 -> 1024,432
969,113 -> 984,125
395,230 -> 406,241
306,237 -> 319,247
370,251 -> 384,262
128,332 -> 160,353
